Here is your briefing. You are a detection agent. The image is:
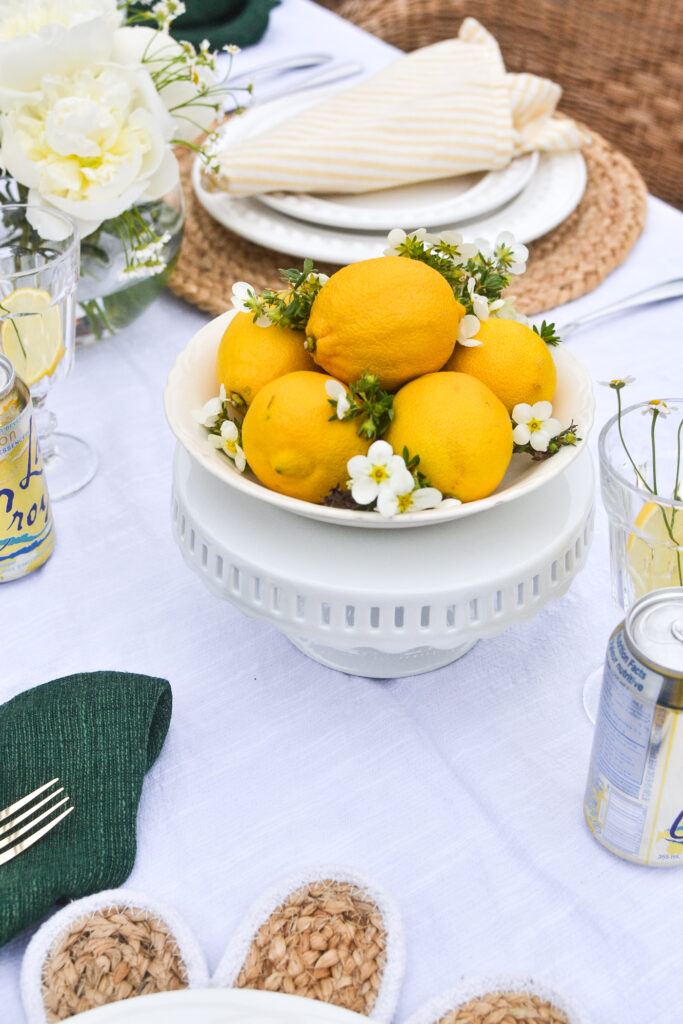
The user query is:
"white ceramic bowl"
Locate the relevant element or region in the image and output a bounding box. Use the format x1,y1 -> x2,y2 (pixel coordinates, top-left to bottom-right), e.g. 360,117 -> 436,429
164,310 -> 595,529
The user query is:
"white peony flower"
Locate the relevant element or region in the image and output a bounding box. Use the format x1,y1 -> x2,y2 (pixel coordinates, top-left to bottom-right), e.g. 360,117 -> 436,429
512,401 -> 562,452
0,0 -> 121,98
208,419 -> 246,471
112,26 -> 220,144
457,313 -> 482,347
346,440 -> 412,505
230,281 -> 271,326
325,379 -> 350,420
0,62 -> 179,239
376,481 -> 445,518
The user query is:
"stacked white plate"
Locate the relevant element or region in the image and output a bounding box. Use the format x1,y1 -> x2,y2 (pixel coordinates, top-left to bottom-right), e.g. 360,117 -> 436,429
192,87 -> 587,263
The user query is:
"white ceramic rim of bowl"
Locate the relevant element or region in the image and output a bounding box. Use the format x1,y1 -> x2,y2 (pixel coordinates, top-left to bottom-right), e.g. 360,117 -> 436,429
209,86 -> 540,230
164,310 -> 595,530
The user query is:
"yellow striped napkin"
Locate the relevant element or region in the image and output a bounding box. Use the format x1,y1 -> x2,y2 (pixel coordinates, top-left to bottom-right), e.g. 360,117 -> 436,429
214,18 -> 588,196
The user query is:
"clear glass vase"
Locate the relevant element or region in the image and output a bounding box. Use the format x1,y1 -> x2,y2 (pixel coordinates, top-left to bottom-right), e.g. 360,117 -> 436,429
76,183 -> 185,345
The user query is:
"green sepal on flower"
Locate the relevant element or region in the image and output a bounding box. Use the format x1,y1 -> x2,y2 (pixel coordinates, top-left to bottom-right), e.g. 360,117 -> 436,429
401,447 -> 433,489
327,371 -> 394,441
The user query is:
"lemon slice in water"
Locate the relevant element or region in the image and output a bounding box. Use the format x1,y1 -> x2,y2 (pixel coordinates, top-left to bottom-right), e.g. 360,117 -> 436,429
0,287 -> 64,386
627,500 -> 683,599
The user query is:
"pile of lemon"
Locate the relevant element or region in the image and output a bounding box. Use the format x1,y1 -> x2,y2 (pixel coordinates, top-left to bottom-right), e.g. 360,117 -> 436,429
215,256 -> 556,506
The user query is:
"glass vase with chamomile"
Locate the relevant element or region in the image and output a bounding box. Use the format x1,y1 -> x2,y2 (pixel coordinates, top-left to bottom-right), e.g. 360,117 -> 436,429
583,382 -> 683,720
0,203 -> 94,501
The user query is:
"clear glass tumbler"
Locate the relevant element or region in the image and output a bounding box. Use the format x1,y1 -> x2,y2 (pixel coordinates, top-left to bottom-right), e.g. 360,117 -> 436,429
0,204 -> 96,500
583,397 -> 683,718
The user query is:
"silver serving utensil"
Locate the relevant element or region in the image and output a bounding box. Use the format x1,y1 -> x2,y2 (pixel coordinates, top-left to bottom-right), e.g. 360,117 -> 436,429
227,53 -> 333,86
224,62 -> 364,113
556,277 -> 683,337
0,778 -> 74,866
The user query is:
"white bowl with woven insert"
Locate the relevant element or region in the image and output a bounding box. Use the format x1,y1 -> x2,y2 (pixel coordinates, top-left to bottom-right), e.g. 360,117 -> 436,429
164,310 -> 594,530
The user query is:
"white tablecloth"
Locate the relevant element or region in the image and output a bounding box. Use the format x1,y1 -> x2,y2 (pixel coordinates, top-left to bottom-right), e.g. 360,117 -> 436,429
2,3 -> 683,1022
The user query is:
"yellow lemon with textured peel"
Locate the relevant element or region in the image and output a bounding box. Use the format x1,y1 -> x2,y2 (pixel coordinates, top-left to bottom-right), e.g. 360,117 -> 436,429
0,287 -> 64,385
241,370 -> 368,503
626,501 -> 683,599
385,371 -> 513,502
305,257 -> 465,391
443,317 -> 556,413
216,312 -> 317,408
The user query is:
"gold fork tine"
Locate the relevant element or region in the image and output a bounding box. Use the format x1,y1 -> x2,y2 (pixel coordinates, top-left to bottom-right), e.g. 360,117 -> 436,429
0,805 -> 74,867
0,797 -> 71,852
0,787 -> 65,839
0,778 -> 60,823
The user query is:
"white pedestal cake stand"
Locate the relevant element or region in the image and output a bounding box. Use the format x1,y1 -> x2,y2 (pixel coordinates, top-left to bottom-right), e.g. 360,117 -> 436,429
172,443 -> 594,678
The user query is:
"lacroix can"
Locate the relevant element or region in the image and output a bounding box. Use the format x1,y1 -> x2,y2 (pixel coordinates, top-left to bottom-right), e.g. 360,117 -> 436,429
584,589 -> 683,865
0,353 -> 55,581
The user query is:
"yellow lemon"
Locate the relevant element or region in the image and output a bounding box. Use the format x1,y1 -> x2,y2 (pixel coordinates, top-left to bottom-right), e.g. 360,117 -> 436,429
0,288 -> 64,386
242,370 -> 368,503
443,317 -> 556,413
626,501 -> 683,599
385,372 -> 513,502
305,256 -> 465,391
216,312 -> 317,408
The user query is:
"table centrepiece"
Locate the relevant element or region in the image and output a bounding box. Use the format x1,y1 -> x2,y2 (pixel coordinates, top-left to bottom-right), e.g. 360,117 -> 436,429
0,1 -> 243,344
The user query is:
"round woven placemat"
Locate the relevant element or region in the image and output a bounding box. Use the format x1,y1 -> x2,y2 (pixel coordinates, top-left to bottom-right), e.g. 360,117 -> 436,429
168,124 -> 646,318
234,878 -> 387,1014
41,906 -> 189,1021
436,988 -> 570,1024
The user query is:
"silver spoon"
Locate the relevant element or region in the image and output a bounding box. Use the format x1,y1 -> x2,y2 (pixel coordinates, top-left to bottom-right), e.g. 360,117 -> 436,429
556,277 -> 683,337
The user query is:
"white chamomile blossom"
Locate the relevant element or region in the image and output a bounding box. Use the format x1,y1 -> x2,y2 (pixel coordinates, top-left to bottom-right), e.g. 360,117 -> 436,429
383,227 -> 432,256
223,44 -> 241,55
346,440 -> 412,505
152,0 -> 186,31
231,281 -> 270,326
376,480 -> 444,518
512,401 -> 562,452
207,419 -> 246,471
642,399 -> 677,418
494,231 -> 528,274
193,384 -> 227,427
325,379 -> 350,420
598,376 -> 635,390
457,313 -> 482,347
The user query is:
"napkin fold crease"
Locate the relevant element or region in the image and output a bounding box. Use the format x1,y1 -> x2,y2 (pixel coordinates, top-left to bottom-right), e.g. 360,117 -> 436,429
215,18 -> 588,197
0,671 -> 171,949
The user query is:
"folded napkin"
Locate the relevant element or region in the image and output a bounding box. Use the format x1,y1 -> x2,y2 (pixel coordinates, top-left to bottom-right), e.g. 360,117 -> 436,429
215,18 -> 589,196
169,0 -> 279,49
0,671 -> 171,948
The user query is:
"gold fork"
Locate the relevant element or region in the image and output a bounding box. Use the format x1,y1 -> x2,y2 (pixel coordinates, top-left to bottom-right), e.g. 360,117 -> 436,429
0,779 -> 74,866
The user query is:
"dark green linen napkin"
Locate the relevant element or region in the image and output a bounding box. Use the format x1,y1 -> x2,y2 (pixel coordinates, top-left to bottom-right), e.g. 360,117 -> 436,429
0,671 -> 171,948
131,0 -> 280,49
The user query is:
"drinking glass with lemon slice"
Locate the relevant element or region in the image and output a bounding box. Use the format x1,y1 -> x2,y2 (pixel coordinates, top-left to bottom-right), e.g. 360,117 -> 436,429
583,394 -> 683,719
0,204 -> 93,500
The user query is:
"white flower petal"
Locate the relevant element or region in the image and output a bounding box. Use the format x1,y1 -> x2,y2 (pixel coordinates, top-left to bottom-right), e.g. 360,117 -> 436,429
511,403 -> 533,425
386,228 -> 406,246
496,230 -> 516,248
530,431 -> 551,452
376,488 -> 399,518
347,454 -> 371,479
512,424 -> 531,446
543,418 -> 562,437
531,401 -> 553,420
383,467 -> 415,495
439,230 -> 464,246
410,487 -> 443,511
207,433 -> 223,448
220,420 -> 239,441
351,477 -> 379,505
233,446 -> 246,472
473,293 -> 490,321
367,439 -> 394,463
325,379 -> 345,400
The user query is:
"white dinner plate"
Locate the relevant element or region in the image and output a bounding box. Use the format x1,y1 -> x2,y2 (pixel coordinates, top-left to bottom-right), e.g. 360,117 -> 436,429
75,988 -> 368,1022
209,88 -> 539,231
164,310 -> 595,530
192,149 -> 586,265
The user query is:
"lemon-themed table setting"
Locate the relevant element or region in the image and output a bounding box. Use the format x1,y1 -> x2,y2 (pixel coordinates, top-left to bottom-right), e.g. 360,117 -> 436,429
3,1 -> 683,1023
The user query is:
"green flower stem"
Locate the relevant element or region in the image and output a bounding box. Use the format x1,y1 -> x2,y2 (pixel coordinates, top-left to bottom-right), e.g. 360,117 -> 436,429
651,407 -> 659,492
616,388 -> 653,493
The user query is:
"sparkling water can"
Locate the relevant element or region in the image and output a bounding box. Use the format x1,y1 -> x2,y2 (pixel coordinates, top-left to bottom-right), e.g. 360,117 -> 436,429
584,588 -> 683,865
0,353 -> 55,581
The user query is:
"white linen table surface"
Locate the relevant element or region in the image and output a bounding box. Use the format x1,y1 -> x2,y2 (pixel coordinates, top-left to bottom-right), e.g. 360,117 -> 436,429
2,3 -> 683,1023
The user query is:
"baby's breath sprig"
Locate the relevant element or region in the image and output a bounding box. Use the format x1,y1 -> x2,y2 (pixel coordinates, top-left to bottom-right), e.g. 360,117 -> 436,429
328,371 -> 394,441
